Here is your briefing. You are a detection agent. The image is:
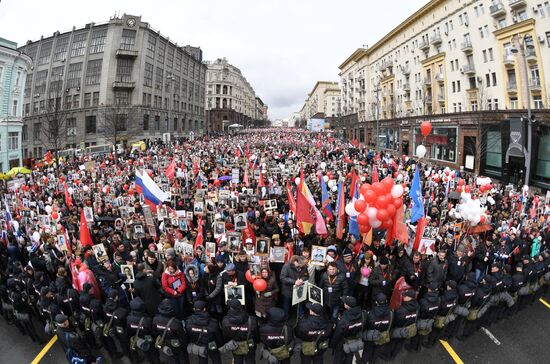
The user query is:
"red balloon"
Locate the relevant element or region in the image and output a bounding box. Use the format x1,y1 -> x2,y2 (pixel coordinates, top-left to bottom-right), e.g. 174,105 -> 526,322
253,278 -> 267,292
128,188 -> 135,195
381,177 -> 394,193
364,189 -> 377,204
43,177 -> 49,184
372,182 -> 385,196
480,215 -> 486,224
354,200 -> 367,213
393,198 -> 403,209
245,270 -> 255,283
51,211 -> 59,220
360,183 -> 371,196
59,176 -> 65,182
456,186 -> 463,193
445,171 -> 450,176
420,120 -> 433,137
385,204 -> 396,217
376,208 -> 389,222
458,179 -> 465,186
123,184 -> 129,191
357,213 -> 369,226
465,185 -> 471,193
383,219 -> 393,229
375,195 -> 390,209
359,224 -> 371,234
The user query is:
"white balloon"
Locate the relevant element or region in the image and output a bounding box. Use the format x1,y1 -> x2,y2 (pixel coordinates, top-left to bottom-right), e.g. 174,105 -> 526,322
32,231 -> 41,243
48,196 -> 52,203
416,145 -> 427,158
522,185 -> 529,192
11,220 -> 19,231
320,162 -> 327,170
294,177 -> 301,186
68,187 -> 74,195
45,205 -> 52,214
328,180 -> 336,188
367,207 -> 378,220
345,202 -> 359,217
370,219 -> 382,228
455,212 -> 461,219
360,176 -> 366,182
83,185 -> 89,192
323,175 -> 329,183
331,185 -> 338,192
391,185 -> 404,199
396,174 -> 403,182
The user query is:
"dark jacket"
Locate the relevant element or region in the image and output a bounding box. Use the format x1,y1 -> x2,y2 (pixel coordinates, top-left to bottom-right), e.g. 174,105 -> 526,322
426,258 -> 448,288
126,298 -> 154,345
133,271 -> 162,317
369,265 -> 394,298
56,326 -> 92,358
447,255 -> 469,283
393,299 -> 419,328
221,308 -> 258,344
319,271 -> 348,308
366,304 -> 392,332
279,262 -> 309,298
152,300 -> 187,347
295,314 -> 332,344
330,306 -> 365,347
184,265 -> 205,305
259,308 -> 294,349
185,310 -> 222,347
204,270 -> 224,306
254,273 -> 279,315
438,288 -> 458,316
418,291 -> 440,319
336,259 -> 360,292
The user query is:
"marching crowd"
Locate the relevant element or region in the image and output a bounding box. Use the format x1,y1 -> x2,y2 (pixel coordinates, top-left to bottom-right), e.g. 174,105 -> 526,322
0,129 -> 549,364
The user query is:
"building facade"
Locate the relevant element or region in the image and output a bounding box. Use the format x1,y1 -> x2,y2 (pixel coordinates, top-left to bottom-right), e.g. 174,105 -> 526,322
0,38 -> 32,172
205,58 -> 260,132
18,14 -> 207,159
255,97 -> 268,121
299,81 -> 341,120
338,0 -> 550,190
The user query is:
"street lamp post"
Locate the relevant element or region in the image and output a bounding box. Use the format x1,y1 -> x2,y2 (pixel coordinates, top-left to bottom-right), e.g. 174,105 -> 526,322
510,35 -> 535,186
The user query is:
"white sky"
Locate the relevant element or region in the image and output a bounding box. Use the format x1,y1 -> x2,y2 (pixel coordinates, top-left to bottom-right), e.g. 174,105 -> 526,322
0,0 -> 427,120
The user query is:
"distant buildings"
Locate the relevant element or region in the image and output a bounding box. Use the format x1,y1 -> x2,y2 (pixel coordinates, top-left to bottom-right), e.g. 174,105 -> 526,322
205,58 -> 268,132
17,14 -> 207,159
298,81 -> 341,121
0,37 -> 32,171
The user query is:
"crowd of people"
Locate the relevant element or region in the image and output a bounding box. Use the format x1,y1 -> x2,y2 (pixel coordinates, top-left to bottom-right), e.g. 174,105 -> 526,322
0,129 -> 549,364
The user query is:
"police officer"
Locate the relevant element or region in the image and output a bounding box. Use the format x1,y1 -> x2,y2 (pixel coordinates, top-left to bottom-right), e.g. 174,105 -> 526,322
259,307 -> 294,364
221,299 -> 258,364
448,272 -> 476,340
102,290 -> 128,359
389,289 -> 418,359
331,296 -> 365,364
185,300 -> 222,364
460,274 -> 492,340
407,282 -> 440,351
361,293 -> 392,364
152,299 -> 189,364
295,302 -> 332,364
38,286 -> 62,336
127,297 -> 159,364
426,280 -> 457,346
55,313 -> 102,364
78,284 -> 101,350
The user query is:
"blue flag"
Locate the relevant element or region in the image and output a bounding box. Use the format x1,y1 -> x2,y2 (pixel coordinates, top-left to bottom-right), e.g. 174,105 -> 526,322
348,181 -> 360,239
410,168 -> 425,223
321,176 -> 334,220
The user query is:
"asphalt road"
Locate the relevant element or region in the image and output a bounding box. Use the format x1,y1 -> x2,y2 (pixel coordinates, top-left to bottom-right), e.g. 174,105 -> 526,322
2,293 -> 549,364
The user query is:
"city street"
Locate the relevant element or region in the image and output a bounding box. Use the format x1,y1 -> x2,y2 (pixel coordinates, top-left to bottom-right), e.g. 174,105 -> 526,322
3,294 -> 550,364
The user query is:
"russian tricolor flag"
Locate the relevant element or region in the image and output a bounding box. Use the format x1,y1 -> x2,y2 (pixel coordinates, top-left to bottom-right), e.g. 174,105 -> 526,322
135,170 -> 169,211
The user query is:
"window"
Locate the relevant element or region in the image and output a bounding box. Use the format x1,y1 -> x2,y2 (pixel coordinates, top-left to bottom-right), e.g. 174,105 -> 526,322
115,90 -> 130,105
486,73 -> 491,86
488,48 -> 494,61
22,125 -> 28,141
537,4 -> 546,17
64,96 -> 71,109
167,47 -> 174,68
457,81 -> 461,92
85,115 -> 96,133
120,29 -> 136,50
92,92 -> 99,106
483,50 -> 487,63
66,118 -> 76,136
492,72 -> 497,86
84,93 -> 91,107
517,10 -> 528,21
498,18 -> 507,28
115,115 -> 127,131
12,100 -> 18,116
147,34 -> 156,58
53,36 -> 69,61
533,95 -> 543,109
536,127 -> 550,179
116,58 -> 133,82
173,118 -> 178,131
414,126 -> 457,162
67,62 -> 83,88
34,70 -> 48,94
143,114 -> 149,130
0,65 -> 4,83
38,40 -> 53,65
157,41 -> 165,64
85,59 -> 102,85
471,100 -> 478,111
70,32 -> 87,57
49,65 -> 64,93
175,51 -> 182,72
547,32 -> 550,47
73,94 -> 80,108
485,131 -> 502,171
155,67 -> 164,89
144,63 -> 153,87
8,132 -> 19,150
493,99 -> 499,110
33,123 -> 41,139
89,29 -> 107,54
510,97 -> 518,109
155,115 -> 160,130
479,27 -> 484,38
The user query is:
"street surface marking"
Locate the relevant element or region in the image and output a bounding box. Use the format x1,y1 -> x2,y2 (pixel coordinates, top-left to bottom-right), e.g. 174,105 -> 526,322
440,340 -> 464,364
539,298 -> 550,310
31,335 -> 58,364
480,326 -> 501,346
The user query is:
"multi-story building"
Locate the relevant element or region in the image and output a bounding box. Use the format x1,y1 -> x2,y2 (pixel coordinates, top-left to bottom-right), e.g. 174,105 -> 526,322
255,97 -> 268,121
0,38 -> 32,172
338,0 -> 550,190
18,14 -> 207,158
299,81 -> 341,120
205,58 -> 260,132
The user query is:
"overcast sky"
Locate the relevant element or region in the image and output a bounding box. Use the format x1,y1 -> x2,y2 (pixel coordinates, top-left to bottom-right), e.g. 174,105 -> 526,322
0,0 -> 427,120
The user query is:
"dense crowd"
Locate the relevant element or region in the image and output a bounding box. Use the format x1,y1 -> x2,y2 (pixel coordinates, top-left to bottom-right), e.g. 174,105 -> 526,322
0,129 -> 549,364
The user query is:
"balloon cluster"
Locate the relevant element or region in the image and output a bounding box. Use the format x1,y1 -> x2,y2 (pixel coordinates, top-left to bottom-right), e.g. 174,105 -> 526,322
246,270 -> 267,292
457,195 -> 487,225
345,176 -> 404,233
476,177 -> 493,193
415,120 -> 433,158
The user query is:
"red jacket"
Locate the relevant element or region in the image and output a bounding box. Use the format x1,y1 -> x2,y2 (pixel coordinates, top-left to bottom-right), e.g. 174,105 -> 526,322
161,269 -> 186,296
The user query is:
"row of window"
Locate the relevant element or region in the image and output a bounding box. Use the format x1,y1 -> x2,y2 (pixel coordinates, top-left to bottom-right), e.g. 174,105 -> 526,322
0,132 -> 20,151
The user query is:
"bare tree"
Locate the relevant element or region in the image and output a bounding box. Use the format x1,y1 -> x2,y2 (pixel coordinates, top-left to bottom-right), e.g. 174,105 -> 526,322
38,86 -> 68,173
100,103 -> 139,160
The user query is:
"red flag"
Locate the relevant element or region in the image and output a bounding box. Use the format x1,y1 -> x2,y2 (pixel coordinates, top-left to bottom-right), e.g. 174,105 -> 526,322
336,182 -> 346,239
165,160 -> 176,182
286,180 -> 296,215
45,150 -> 52,163
62,226 -> 73,254
394,205 -> 408,245
241,221 -> 256,246
79,210 -> 93,247
372,166 -> 379,183
349,169 -> 358,200
296,171 -> 315,234
413,217 -> 427,252
63,181 -> 73,210
258,169 -> 265,187
243,168 -> 249,187
193,158 -> 199,175
194,216 -> 204,250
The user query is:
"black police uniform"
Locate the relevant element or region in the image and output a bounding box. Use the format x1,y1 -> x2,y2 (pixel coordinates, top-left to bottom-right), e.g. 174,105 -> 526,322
360,294 -> 393,364
102,295 -> 129,359
389,293 -> 418,359
259,307 -> 294,364
407,289 -> 440,351
426,284 -> 457,345
185,301 -> 221,364
127,297 -> 159,364
221,301 -> 258,364
153,299 -> 190,364
295,303 -> 332,364
448,274 -> 476,339
331,300 -> 365,364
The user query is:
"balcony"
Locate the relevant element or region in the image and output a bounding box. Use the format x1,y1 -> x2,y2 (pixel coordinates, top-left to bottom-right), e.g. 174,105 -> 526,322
403,83 -> 411,92
401,65 -> 411,76
435,73 -> 445,83
508,0 -> 526,10
112,80 -> 136,89
466,88 -> 479,100
526,50 -> 537,64
115,48 -> 139,58
461,41 -> 473,53
507,82 -> 518,94
503,54 -> 515,68
490,2 -> 506,17
431,33 -> 442,46
424,77 -> 432,86
437,94 -> 445,102
461,64 -> 476,75
530,78 -> 542,92
418,39 -> 430,51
